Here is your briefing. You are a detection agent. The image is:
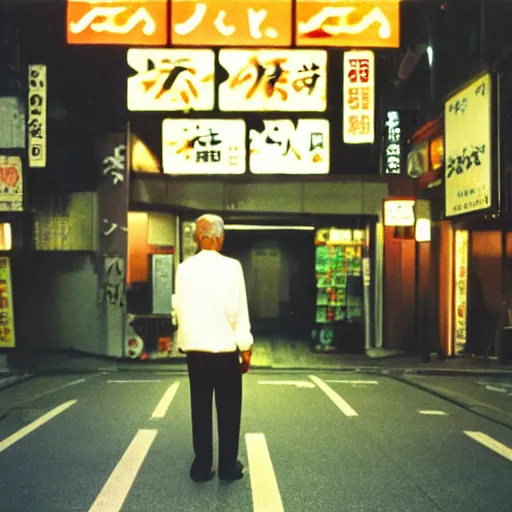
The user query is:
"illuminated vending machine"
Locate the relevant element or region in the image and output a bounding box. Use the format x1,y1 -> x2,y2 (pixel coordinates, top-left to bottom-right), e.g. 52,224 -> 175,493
312,228 -> 364,353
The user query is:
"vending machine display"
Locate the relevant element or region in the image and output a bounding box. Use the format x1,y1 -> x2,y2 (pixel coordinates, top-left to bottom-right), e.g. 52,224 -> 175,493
313,229 -> 364,352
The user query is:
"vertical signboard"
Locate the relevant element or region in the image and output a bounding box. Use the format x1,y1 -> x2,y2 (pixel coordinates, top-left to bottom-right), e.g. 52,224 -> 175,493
0,257 -> 16,348
383,110 -> 401,174
0,156 -> 23,211
151,254 -> 173,314
343,50 -> 375,144
454,230 -> 468,352
28,65 -> 47,168
445,73 -> 492,216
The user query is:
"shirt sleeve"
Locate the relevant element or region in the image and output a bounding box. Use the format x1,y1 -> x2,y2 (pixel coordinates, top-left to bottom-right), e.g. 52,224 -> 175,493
233,261 -> 254,352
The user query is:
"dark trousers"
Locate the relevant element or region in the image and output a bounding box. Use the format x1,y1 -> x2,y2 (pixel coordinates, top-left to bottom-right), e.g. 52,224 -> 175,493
186,351 -> 242,474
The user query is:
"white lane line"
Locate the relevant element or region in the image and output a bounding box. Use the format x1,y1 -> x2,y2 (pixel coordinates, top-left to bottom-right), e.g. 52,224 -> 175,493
325,380 -> 379,385
151,382 -> 180,419
259,380 -> 315,388
308,375 -> 358,417
485,385 -> 508,393
418,410 -> 448,415
464,431 -> 512,462
0,400 -> 77,453
107,379 -> 162,384
88,429 -> 157,512
246,433 -> 284,512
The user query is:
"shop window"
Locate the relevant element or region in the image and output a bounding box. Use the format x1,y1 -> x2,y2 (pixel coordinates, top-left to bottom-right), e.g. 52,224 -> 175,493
0,223 -> 12,251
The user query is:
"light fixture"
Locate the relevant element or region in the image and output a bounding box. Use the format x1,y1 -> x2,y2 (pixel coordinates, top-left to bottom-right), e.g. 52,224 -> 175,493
0,223 -> 12,251
427,46 -> 434,67
415,218 -> 431,242
224,225 -> 315,231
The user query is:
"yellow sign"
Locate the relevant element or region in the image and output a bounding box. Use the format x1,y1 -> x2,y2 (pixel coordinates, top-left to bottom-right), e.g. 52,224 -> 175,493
0,257 -> 15,348
444,73 -> 492,216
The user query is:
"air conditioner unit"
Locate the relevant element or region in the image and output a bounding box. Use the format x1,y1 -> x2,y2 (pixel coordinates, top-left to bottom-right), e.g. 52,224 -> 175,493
407,141 -> 428,178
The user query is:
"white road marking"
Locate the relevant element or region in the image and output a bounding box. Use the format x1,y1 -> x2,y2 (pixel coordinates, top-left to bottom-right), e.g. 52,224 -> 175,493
0,400 -> 77,453
418,410 -> 448,415
151,382 -> 180,419
107,380 -> 163,384
246,433 -> 284,512
258,380 -> 315,389
88,429 -> 157,512
464,431 -> 512,462
325,380 -> 379,385
308,375 -> 358,417
485,385 -> 508,393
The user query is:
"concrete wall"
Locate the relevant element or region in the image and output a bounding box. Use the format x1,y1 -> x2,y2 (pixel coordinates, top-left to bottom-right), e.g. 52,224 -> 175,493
131,178 -> 388,216
12,252 -> 105,354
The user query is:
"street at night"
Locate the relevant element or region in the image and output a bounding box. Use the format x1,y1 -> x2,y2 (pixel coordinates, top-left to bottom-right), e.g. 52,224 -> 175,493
0,370 -> 511,512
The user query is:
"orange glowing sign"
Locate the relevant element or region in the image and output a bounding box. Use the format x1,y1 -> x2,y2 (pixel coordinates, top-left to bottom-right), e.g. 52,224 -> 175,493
296,0 -> 400,48
170,0 -> 292,47
66,0 -> 168,45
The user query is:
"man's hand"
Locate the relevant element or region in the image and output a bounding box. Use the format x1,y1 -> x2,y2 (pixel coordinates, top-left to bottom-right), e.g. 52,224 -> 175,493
240,350 -> 251,374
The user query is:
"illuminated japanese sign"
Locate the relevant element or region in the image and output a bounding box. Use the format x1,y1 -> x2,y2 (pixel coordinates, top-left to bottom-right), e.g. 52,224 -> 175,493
127,49 -> 215,111
219,49 -> 327,112
162,119 -> 246,174
343,50 -> 375,144
445,73 -> 492,217
296,0 -> 400,48
28,65 -> 47,168
384,200 -> 415,227
249,119 -> 329,174
66,0 -> 168,45
383,110 -> 401,174
0,156 -> 23,212
171,0 -> 292,47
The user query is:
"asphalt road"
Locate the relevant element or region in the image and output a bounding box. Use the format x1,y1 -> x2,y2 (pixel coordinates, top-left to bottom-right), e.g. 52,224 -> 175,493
0,371 -> 511,512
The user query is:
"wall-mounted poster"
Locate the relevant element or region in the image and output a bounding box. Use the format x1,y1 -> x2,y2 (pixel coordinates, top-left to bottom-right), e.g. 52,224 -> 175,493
249,119 -> 329,174
445,73 -> 492,217
171,0 -> 292,47
0,156 -> 23,212
151,254 -> 173,315
296,0 -> 400,48
343,50 -> 375,144
0,257 -> 16,348
218,49 -> 327,112
127,49 -> 215,111
162,119 -> 246,174
67,0 -> 168,45
28,64 -> 47,168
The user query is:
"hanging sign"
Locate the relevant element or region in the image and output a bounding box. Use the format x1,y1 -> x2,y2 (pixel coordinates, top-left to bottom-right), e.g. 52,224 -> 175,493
127,49 -> 215,111
383,110 -> 401,174
0,257 -> 16,348
249,119 -> 329,174
28,65 -> 47,168
171,0 -> 292,47
66,0 -> 168,45
343,50 -> 375,144
295,0 -> 400,48
445,73 -> 492,217
0,156 -> 23,212
162,119 -> 246,174
218,49 -> 327,112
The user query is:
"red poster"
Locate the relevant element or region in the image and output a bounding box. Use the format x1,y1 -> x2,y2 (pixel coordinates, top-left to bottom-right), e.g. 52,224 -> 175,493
67,0 -> 168,45
171,0 -> 292,47
296,0 -> 400,48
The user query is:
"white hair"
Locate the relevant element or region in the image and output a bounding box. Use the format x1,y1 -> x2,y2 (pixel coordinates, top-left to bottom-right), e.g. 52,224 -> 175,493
195,214 -> 225,239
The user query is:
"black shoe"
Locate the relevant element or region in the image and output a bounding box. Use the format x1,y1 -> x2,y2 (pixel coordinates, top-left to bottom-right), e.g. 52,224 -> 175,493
190,469 -> 215,483
219,461 -> 245,481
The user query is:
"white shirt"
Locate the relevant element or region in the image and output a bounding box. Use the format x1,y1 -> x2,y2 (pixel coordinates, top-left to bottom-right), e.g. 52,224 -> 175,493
174,250 -> 254,353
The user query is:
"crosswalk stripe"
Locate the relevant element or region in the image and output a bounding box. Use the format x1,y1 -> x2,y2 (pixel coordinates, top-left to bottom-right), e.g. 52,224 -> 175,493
0,400 -> 77,453
246,433 -> 284,512
151,382 -> 180,419
463,431 -> 512,462
308,375 -> 358,417
89,429 -> 157,511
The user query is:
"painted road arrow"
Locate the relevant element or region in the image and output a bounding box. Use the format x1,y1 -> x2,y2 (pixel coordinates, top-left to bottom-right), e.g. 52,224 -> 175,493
258,380 -> 316,389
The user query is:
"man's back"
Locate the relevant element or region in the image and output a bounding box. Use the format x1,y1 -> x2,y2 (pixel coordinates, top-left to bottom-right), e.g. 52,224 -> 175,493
175,250 -> 252,353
